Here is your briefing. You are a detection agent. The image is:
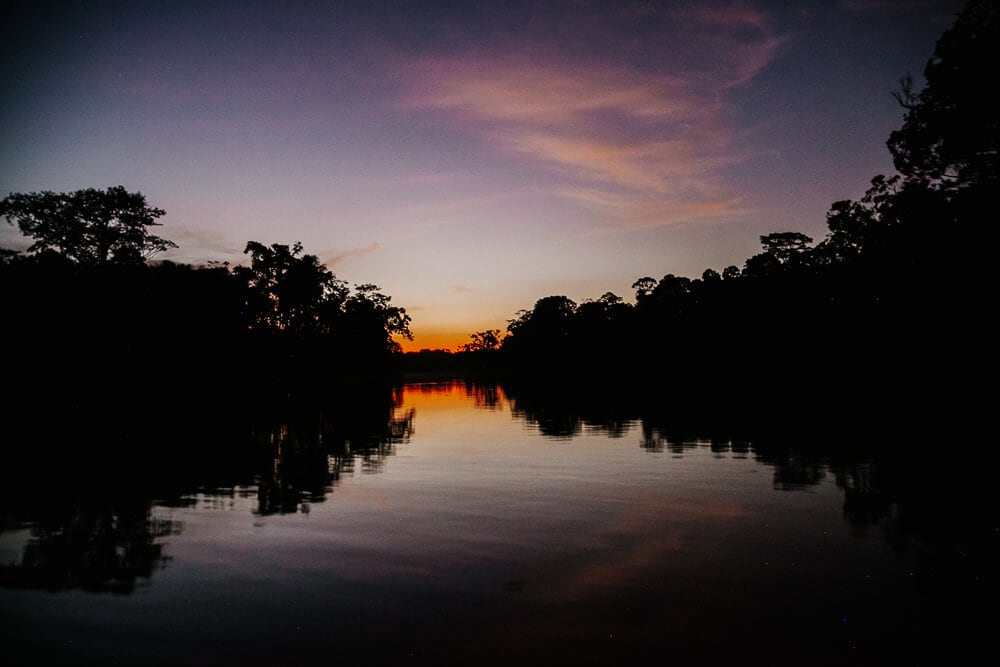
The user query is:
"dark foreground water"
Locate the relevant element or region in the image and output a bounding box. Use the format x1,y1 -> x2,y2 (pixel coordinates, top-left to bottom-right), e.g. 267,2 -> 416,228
1,381 -> 994,665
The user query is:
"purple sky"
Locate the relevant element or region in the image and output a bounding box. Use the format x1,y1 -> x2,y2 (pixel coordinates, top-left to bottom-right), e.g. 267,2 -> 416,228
0,1 -> 964,350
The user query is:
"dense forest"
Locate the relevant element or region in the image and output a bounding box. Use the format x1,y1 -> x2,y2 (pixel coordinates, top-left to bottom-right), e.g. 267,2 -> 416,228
428,0 -> 996,426
2,0 -> 995,429
0,186 -> 413,415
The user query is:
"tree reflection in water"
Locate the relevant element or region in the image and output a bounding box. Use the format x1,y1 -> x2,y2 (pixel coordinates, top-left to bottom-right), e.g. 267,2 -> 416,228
0,501 -> 177,594
251,400 -> 414,516
498,378 -> 995,652
0,374 -> 993,663
0,384 -> 412,591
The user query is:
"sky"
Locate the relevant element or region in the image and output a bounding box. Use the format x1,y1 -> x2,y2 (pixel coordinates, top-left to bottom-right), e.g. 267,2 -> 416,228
1,0 -> 966,350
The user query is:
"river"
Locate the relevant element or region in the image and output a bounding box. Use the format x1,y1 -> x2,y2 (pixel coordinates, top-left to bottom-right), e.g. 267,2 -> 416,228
1,381 -> 992,665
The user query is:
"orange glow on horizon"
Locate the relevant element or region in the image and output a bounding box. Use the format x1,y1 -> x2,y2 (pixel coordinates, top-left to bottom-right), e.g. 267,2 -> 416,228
399,331 -> 473,353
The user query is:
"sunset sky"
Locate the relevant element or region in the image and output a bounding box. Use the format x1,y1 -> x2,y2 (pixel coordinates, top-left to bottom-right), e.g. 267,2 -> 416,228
1,0 -> 964,350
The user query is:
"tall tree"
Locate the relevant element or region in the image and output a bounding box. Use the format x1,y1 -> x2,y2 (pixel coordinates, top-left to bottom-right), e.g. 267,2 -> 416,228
340,283 -> 413,355
462,329 -> 502,353
232,241 -> 348,333
0,186 -> 176,265
758,232 -> 813,265
887,0 -> 999,191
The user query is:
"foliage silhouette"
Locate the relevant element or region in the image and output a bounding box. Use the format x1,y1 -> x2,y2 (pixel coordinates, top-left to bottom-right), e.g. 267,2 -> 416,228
758,231 -> 813,265
887,0 -> 999,191
0,195 -> 413,408
487,0 -> 993,427
0,186 -> 176,265
234,240 -> 348,334
461,329 -> 501,353
0,383 -> 412,592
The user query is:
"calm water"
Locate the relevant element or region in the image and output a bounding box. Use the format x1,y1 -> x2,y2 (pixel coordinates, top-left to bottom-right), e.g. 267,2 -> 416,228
1,382 -> 992,665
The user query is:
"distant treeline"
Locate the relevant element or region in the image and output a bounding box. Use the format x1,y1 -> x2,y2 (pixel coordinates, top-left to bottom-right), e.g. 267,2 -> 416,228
411,0 -> 996,419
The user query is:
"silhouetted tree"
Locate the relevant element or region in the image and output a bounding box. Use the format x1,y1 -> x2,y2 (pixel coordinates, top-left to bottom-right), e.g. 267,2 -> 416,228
340,282 -> 413,356
462,329 -> 502,353
701,268 -> 722,284
232,240 -> 348,333
227,243 -> 412,378
631,276 -> 657,302
758,232 -> 813,264
813,174 -> 911,269
574,293 -> 632,362
577,293 -> 629,322
649,274 -> 693,309
0,186 -> 176,265
887,0 -> 999,191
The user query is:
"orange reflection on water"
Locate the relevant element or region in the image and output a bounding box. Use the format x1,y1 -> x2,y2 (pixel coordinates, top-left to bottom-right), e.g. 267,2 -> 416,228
397,381 -> 509,414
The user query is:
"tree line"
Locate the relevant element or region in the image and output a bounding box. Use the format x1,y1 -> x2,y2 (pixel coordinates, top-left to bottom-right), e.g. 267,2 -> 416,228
443,0 -> 995,421
0,188 -> 412,414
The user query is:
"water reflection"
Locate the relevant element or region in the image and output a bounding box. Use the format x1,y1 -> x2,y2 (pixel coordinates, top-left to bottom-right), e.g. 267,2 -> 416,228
250,403 -> 414,515
498,378 -> 996,628
0,384 -> 412,592
504,381 -> 633,439
0,501 -> 177,594
0,381 -> 994,664
464,381 -> 504,411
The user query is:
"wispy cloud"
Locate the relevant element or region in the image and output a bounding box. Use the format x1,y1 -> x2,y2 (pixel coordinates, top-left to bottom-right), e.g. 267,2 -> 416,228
399,2 -> 783,231
369,190 -> 528,239
324,241 -> 380,267
405,59 -> 699,125
555,187 -> 746,234
159,225 -> 243,264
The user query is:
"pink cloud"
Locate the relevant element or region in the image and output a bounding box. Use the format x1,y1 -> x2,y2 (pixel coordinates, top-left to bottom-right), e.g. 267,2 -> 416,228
398,4 -> 782,231
157,224 -> 243,264
405,58 -> 698,125
556,187 -> 746,233
324,241 -> 381,267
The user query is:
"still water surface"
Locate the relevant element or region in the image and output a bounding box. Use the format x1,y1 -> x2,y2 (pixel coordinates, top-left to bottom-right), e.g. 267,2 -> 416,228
1,382 -> 990,664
